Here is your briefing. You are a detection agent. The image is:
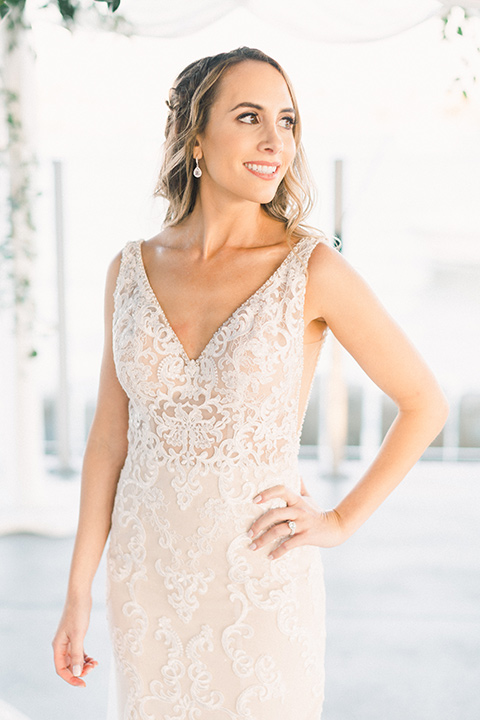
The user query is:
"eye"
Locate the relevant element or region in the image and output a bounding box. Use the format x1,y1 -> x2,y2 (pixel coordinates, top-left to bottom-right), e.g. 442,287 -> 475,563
237,112 -> 259,124
236,112 -> 296,129
280,115 -> 296,130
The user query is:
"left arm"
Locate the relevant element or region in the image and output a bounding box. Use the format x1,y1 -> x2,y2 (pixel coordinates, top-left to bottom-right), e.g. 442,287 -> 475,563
249,244 -> 449,556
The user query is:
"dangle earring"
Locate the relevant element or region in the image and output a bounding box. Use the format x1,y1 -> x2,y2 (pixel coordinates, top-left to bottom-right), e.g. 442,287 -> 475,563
193,157 -> 202,178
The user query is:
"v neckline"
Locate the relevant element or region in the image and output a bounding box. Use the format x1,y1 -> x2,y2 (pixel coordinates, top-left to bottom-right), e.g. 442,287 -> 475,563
134,237 -> 306,365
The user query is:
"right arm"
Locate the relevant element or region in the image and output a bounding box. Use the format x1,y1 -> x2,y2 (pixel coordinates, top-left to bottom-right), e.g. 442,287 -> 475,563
52,250 -> 129,687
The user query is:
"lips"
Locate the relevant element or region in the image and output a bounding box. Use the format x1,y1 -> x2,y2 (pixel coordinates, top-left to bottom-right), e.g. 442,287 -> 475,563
244,162 -> 280,179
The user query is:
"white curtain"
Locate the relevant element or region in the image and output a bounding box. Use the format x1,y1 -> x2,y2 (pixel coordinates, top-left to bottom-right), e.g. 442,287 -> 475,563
70,0 -> 480,41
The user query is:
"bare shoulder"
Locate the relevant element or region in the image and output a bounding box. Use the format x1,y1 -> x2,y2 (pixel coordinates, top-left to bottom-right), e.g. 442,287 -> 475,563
307,240 -> 383,324
307,241 -> 358,292
308,240 -> 351,281
143,227 -> 181,252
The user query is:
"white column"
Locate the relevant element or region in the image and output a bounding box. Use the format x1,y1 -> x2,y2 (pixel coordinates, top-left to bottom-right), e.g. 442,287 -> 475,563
1,12 -> 45,513
324,159 -> 348,476
0,11 -> 79,535
54,159 -> 74,474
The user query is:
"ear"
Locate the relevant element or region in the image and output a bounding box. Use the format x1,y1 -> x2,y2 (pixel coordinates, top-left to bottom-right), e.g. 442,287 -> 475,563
193,138 -> 203,161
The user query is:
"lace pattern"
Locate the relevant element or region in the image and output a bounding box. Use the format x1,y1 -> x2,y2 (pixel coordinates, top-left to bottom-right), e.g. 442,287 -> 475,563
106,236 -> 326,719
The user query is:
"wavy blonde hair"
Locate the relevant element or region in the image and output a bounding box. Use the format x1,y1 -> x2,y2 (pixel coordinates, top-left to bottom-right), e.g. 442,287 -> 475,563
154,47 -> 330,252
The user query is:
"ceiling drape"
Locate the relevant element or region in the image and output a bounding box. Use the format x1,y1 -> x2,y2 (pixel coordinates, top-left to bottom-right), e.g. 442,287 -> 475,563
51,0 -> 480,41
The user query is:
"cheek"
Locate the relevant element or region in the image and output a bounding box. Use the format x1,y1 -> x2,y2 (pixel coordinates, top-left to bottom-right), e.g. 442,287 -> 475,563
287,137 -> 297,163
205,130 -> 243,168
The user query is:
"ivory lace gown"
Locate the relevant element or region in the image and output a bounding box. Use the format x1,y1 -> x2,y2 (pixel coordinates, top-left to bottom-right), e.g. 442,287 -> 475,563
106,236 -> 326,720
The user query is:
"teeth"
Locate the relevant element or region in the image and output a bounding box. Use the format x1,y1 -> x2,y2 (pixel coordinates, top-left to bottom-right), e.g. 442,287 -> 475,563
245,163 -> 277,174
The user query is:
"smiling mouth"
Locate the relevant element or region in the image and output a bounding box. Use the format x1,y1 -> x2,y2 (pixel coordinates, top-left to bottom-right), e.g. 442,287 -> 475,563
244,162 -> 280,179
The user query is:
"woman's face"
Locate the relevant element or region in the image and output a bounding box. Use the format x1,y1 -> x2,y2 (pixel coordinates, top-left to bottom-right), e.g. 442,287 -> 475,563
195,60 -> 297,206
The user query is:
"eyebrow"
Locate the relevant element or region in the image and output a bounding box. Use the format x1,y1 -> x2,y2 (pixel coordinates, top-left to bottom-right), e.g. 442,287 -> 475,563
229,102 -> 296,115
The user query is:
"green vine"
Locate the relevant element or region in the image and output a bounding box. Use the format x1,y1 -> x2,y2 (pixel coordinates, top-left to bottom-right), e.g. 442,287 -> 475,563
0,0 -> 129,320
440,6 -> 480,99
94,0 -> 121,11
1,0 -> 79,24
0,0 -> 122,21
0,5 -> 40,324
0,0 -> 128,36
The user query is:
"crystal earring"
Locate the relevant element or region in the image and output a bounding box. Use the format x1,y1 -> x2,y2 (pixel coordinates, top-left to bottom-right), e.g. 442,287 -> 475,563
193,157 -> 202,178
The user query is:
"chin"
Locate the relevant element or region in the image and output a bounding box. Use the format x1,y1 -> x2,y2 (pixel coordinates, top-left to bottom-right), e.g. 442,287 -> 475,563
259,192 -> 279,205
244,187 -> 279,205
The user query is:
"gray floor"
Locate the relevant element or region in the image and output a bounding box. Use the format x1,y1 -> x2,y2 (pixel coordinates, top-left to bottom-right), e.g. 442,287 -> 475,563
0,459 -> 479,720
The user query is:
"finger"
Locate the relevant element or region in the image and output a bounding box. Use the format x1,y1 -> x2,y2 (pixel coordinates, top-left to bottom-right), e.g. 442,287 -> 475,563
52,638 -> 87,688
80,654 -> 98,676
268,532 -> 306,561
253,485 -> 300,507
83,654 -> 98,667
249,519 -> 297,551
248,506 -> 299,540
81,663 -> 96,677
70,639 -> 86,680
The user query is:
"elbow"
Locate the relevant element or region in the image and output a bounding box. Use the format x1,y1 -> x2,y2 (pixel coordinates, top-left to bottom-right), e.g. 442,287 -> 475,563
439,388 -> 449,418
423,385 -> 449,438
398,384 -> 449,437
436,389 -> 450,430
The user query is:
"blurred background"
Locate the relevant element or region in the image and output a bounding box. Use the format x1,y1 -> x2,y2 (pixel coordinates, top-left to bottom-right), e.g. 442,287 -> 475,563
0,1 -> 479,719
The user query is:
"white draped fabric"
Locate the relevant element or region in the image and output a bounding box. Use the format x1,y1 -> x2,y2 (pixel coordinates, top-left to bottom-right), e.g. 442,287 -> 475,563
78,0 -> 480,41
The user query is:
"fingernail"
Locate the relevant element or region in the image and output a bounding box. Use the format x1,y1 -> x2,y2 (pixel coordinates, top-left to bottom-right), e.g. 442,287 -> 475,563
253,494 -> 262,503
72,664 -> 82,677
249,543 -> 257,551
247,529 -> 254,538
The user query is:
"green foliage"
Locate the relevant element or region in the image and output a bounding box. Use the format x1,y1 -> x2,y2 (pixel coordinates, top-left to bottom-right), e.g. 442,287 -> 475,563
0,0 -> 126,319
441,7 -> 480,99
94,0 -> 121,11
0,0 -> 87,23
0,0 -> 26,19
56,0 -> 80,22
0,75 -> 39,312
1,0 -> 124,27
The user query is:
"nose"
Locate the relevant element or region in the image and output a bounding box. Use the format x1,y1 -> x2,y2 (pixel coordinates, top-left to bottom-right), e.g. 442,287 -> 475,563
257,121 -> 283,154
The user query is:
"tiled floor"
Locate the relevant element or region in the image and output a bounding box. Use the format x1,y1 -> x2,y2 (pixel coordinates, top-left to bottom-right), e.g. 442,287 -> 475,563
0,460 -> 479,720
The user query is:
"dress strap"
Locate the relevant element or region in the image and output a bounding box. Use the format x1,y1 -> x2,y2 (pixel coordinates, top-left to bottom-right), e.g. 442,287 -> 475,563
288,235 -> 327,280
114,239 -> 142,305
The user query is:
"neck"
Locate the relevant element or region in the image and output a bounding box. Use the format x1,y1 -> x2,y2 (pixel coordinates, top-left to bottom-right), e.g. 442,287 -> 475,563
178,190 -> 283,260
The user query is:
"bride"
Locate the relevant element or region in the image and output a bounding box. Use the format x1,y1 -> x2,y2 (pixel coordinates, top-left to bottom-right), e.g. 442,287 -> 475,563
52,46 -> 448,719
